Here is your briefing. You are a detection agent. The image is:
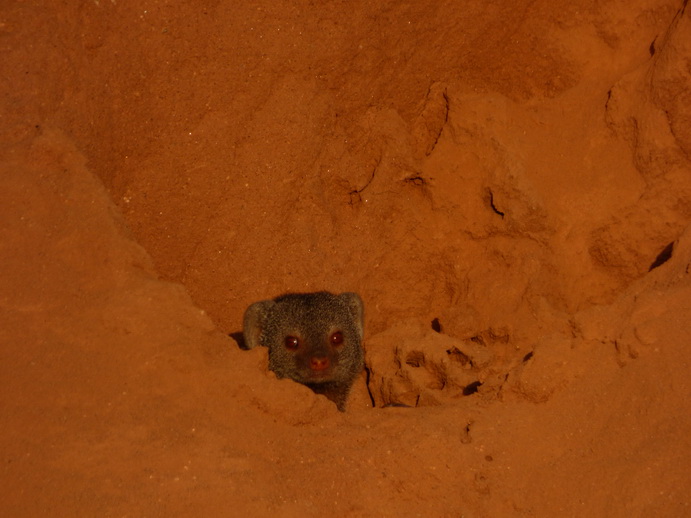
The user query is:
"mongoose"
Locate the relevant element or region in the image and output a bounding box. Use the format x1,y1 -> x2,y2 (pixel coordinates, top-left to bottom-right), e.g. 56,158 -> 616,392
243,291 -> 364,411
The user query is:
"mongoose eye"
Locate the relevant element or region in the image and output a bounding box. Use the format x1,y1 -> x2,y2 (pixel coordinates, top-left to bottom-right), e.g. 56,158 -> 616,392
330,331 -> 344,346
284,336 -> 300,350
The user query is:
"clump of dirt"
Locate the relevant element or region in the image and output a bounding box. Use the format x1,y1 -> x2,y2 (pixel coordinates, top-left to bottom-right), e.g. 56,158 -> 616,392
1,0 -> 690,516
365,321 -> 495,407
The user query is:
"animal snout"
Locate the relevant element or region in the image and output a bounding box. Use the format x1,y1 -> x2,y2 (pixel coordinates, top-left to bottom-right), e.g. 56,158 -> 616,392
309,356 -> 330,371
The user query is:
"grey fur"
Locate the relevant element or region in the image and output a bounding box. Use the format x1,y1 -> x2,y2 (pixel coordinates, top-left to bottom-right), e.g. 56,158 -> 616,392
243,291 -> 364,411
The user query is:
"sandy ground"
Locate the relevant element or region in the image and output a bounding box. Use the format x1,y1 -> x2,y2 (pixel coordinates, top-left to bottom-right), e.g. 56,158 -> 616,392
1,0 -> 691,516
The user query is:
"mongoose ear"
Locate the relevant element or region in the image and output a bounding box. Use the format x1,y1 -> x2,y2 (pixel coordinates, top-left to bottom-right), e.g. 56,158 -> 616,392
339,292 -> 364,340
242,300 -> 275,349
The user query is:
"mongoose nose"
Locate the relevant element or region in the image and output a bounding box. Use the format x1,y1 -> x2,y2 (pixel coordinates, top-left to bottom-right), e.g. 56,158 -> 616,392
310,356 -> 330,371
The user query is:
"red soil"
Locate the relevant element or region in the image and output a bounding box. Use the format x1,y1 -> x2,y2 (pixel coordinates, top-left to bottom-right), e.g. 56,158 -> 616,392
1,1 -> 690,515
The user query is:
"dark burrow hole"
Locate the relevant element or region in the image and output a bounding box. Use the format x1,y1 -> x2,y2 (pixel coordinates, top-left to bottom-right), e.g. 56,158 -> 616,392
431,317 -> 442,333
649,241 -> 674,271
229,331 -> 246,349
522,351 -> 534,362
463,381 -> 482,395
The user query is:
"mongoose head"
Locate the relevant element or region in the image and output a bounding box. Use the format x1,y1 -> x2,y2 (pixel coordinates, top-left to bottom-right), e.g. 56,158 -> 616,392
243,291 -> 364,409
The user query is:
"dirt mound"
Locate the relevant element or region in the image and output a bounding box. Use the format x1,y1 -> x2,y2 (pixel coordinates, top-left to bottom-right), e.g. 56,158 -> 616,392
1,0 -> 690,516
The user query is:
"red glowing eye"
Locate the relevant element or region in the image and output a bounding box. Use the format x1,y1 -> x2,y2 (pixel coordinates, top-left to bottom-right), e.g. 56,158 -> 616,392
330,331 -> 344,346
284,336 -> 300,350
